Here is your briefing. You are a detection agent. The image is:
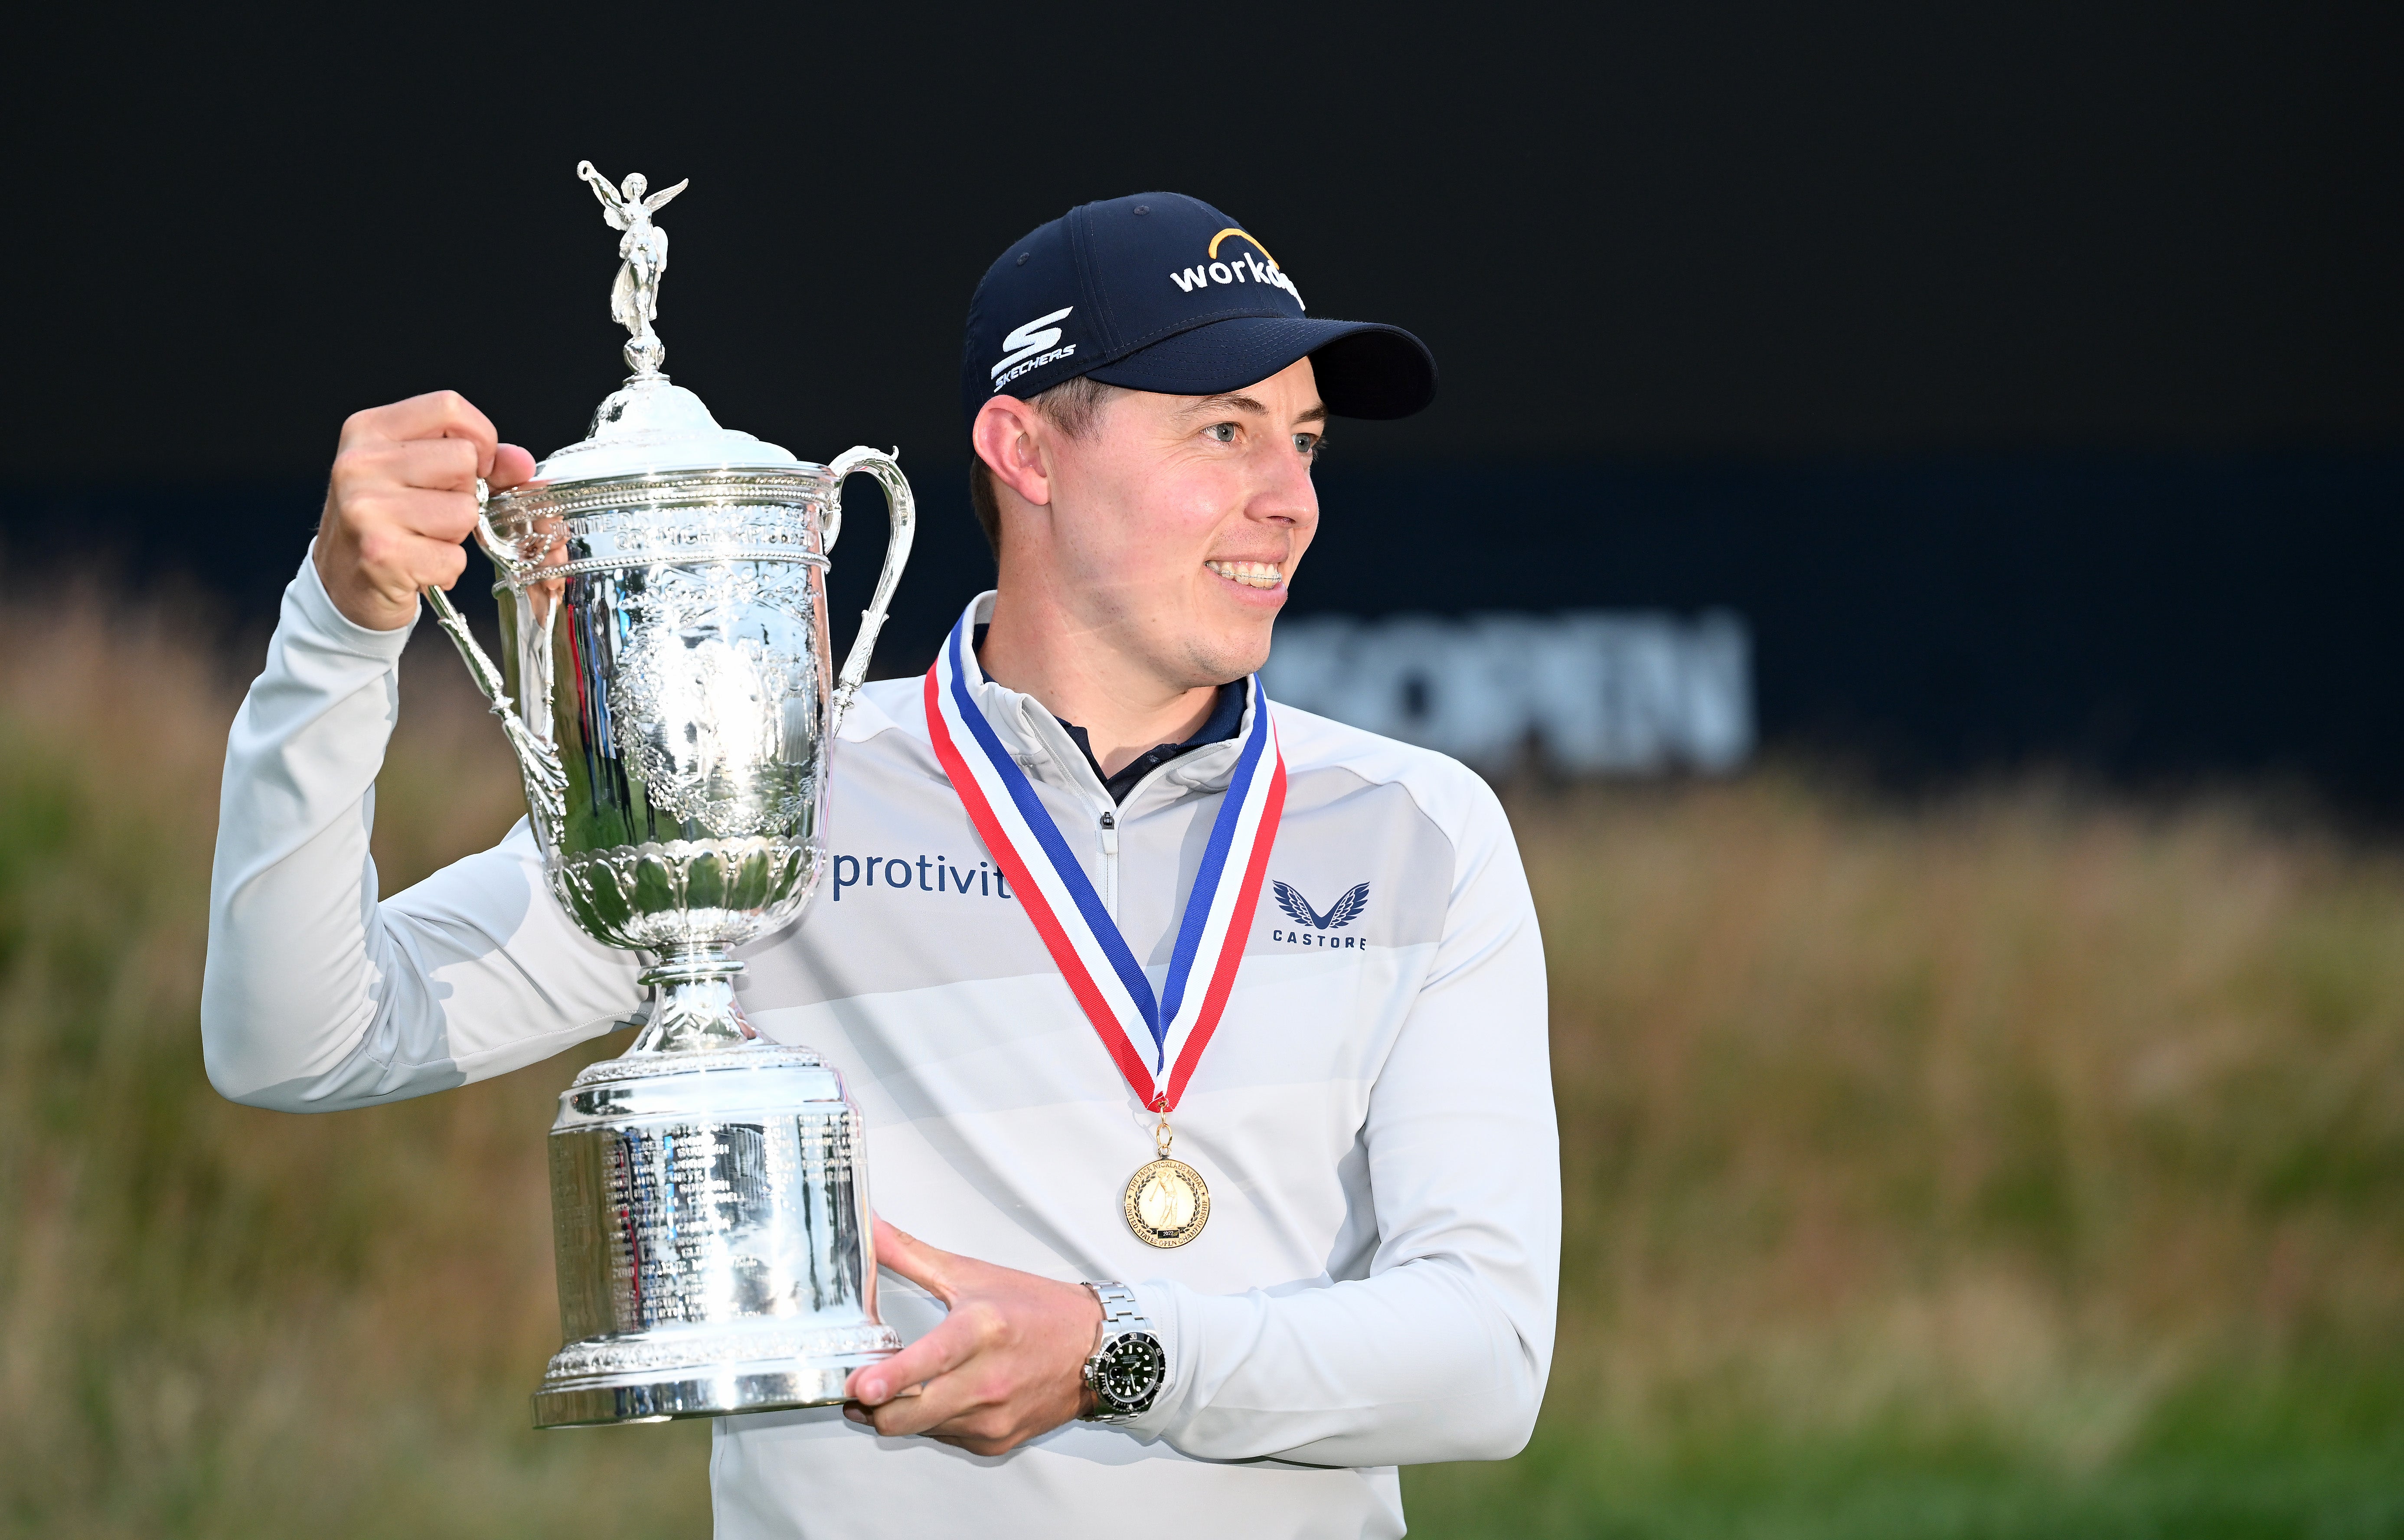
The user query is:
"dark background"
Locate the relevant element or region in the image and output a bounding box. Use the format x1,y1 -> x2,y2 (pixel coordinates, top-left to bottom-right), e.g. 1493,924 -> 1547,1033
7,4 -> 2401,802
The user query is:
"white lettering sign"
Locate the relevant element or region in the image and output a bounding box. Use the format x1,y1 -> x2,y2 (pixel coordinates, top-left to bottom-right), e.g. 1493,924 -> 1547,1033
1263,610 -> 1754,775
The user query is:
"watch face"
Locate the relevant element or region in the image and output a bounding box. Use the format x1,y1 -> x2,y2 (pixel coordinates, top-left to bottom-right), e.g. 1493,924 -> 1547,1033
1094,1331 -> 1167,1412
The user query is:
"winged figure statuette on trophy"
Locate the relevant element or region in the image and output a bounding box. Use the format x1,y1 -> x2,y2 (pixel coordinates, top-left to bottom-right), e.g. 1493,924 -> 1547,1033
577,159 -> 688,377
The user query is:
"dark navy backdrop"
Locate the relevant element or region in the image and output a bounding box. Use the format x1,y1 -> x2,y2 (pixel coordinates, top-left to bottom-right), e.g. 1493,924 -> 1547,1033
10,5 -> 2402,806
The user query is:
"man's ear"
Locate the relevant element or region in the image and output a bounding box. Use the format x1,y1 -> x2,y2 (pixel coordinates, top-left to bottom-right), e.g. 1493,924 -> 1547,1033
971,397 -> 1052,508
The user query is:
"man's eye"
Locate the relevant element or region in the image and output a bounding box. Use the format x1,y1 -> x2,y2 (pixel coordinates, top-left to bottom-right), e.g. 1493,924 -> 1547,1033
1294,433 -> 1322,457
1205,423 -> 1237,444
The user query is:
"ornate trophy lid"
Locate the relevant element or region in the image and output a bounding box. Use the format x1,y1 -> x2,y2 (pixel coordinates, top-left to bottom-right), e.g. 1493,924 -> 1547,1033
537,375 -> 800,483
532,161 -> 804,485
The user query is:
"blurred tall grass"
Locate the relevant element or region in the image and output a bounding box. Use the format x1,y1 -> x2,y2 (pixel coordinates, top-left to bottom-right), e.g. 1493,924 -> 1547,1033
1413,778 -> 2404,1536
1,601 -> 2399,1537
0,605 -> 706,1537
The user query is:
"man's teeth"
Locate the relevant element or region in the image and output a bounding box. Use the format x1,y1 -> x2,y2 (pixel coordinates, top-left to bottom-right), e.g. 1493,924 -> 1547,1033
1207,561 -> 1283,589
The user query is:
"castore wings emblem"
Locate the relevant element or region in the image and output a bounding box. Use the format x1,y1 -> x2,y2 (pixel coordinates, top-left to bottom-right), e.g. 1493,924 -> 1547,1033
1272,881 -> 1370,932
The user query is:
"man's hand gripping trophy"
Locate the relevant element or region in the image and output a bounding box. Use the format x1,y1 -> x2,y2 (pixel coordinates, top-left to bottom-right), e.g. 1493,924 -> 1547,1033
313,392 -> 535,635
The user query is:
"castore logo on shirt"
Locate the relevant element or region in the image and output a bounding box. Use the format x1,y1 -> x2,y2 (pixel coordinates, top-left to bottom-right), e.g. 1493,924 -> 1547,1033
1270,880 -> 1371,949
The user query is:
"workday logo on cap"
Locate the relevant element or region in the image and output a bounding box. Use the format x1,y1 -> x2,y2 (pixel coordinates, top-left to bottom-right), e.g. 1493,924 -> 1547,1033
1168,228 -> 1306,308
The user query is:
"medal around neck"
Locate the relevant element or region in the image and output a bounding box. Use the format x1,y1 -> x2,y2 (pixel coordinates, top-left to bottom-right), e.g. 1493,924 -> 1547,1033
419,161 -> 915,1429
922,604 -> 1286,1247
1123,1119 -> 1211,1249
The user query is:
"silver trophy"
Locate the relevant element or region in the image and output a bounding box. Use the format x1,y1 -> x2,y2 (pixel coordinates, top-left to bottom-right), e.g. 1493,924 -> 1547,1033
422,162 -> 911,1428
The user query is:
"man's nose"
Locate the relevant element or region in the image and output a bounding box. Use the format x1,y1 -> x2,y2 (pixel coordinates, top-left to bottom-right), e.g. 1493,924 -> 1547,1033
1248,440 -> 1319,527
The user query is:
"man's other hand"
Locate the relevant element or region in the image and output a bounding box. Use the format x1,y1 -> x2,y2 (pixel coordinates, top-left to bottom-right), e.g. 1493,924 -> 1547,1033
843,1217 -> 1105,1455
314,391 -> 537,632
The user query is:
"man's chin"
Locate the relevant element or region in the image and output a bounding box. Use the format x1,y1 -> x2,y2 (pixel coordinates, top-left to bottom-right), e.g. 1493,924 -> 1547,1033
1178,629 -> 1274,690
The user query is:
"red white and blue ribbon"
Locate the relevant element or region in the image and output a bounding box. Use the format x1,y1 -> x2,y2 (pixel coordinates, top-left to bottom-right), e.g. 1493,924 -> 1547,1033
922,603 -> 1285,1113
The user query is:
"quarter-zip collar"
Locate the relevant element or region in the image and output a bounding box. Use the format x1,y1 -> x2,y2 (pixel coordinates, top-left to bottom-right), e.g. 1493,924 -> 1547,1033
1059,679 -> 1245,805
945,591 -> 1258,819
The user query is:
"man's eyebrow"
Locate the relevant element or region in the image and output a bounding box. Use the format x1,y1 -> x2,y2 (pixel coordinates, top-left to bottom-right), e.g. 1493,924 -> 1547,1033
1173,394 -> 1330,427
1176,392 -> 1271,418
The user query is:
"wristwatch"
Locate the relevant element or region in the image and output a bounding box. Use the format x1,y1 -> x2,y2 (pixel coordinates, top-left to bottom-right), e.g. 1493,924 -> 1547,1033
1078,1282 -> 1167,1423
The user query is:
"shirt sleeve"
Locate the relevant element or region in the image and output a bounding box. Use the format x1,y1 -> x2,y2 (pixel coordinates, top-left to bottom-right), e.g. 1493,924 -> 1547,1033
1125,771 -> 1559,1467
199,551 -> 642,1112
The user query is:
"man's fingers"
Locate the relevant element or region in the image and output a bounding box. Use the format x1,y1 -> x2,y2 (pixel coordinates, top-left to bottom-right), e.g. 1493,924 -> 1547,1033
341,389 -> 499,457
353,486 -> 481,545
872,1217 -> 964,1305
315,392 -> 506,631
846,1309 -> 980,1407
866,1375 -> 986,1439
394,436 -> 484,493
348,527 -> 467,596
858,1326 -> 1019,1439
352,508 -> 469,576
421,542 -> 470,593
489,442 -> 538,490
832,1233 -> 1096,1455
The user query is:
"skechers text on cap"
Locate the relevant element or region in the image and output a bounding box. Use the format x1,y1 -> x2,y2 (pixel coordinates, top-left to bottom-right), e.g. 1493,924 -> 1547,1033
961,192 -> 1437,428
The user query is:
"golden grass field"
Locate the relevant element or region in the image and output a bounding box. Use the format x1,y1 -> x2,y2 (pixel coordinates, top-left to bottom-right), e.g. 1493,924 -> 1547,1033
2,602 -> 2400,1537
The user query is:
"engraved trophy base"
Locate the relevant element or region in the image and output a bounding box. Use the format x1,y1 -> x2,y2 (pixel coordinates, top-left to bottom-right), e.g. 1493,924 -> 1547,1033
536,1021 -> 902,1430
534,1329 -> 903,1427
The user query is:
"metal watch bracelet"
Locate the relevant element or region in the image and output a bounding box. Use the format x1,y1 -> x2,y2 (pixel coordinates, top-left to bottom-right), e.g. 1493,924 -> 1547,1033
1079,1282 -> 1167,1423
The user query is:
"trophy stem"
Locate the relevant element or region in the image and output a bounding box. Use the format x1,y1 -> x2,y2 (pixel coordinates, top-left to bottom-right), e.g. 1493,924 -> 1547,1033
629,944 -> 758,1053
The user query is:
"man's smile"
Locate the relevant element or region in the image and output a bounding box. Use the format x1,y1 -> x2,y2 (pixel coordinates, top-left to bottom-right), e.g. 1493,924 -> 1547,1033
1205,559 -> 1284,591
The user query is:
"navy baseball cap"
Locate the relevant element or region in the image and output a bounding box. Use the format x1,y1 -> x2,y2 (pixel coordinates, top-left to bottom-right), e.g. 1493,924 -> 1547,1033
961,192 -> 1437,427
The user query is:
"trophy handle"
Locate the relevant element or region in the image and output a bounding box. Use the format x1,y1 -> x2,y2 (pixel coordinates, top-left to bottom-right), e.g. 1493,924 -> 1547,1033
823,447 -> 916,735
422,478 -> 570,835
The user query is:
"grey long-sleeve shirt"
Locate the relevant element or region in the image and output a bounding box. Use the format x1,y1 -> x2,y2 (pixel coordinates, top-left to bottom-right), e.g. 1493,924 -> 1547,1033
204,563 -> 1560,1540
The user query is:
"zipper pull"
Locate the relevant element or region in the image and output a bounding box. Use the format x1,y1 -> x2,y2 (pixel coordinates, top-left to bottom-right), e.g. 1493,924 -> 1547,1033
1097,808 -> 1121,917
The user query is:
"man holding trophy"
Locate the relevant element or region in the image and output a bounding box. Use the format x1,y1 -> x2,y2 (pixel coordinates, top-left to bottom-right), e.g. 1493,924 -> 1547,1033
204,178 -> 1558,1538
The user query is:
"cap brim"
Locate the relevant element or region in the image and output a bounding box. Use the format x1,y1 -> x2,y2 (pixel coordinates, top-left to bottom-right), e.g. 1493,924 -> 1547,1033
1085,316 -> 1437,420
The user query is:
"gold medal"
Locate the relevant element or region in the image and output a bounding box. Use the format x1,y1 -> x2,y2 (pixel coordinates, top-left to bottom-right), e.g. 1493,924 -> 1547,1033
1122,1117 -> 1210,1247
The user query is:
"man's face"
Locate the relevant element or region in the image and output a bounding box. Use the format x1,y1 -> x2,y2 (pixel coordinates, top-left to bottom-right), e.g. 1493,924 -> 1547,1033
1038,357 -> 1325,688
